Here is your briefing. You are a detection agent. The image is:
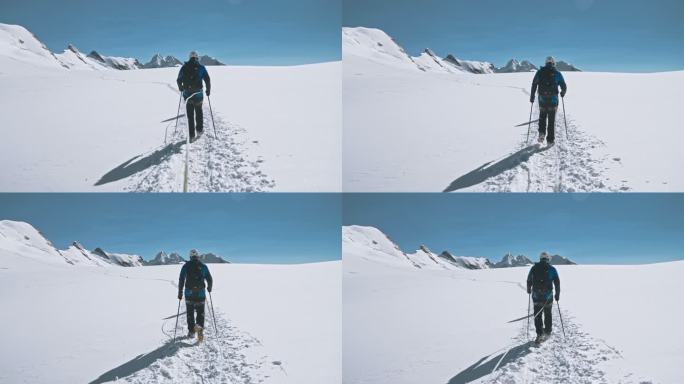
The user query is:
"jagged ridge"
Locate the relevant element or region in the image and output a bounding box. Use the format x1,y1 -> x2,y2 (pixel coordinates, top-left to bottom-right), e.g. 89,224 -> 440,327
342,26 -> 582,74
343,225 -> 576,271
0,220 -> 230,267
0,22 -> 226,72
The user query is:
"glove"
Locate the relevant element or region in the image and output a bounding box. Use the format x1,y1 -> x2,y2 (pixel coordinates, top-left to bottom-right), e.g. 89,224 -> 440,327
206,89 -> 211,97
560,90 -> 566,98
178,293 -> 182,300
555,292 -> 560,301
527,287 -> 531,294
207,286 -> 212,293
529,96 -> 534,103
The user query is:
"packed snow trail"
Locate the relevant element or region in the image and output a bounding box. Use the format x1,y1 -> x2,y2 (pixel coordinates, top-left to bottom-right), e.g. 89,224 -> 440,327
95,98 -> 275,192
90,308 -> 284,384
446,106 -> 629,192
450,308 -> 652,384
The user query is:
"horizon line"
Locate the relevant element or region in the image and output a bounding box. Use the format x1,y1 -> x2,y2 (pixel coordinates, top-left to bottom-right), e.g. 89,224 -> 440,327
1,22 -> 340,67
342,224 -> 683,265
341,25 -> 684,73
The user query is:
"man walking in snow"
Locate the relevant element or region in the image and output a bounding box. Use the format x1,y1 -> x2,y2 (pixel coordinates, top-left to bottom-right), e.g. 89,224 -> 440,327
530,56 -> 567,145
178,249 -> 213,342
177,51 -> 211,143
527,251 -> 560,343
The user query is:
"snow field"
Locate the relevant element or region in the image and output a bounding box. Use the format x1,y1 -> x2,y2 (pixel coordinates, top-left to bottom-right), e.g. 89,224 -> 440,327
0,22 -> 341,192
0,248 -> 341,384
343,226 -> 684,384
343,27 -> 684,192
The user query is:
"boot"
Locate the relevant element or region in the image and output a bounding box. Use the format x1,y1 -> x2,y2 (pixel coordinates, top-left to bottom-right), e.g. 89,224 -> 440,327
538,133 -> 545,144
195,325 -> 204,343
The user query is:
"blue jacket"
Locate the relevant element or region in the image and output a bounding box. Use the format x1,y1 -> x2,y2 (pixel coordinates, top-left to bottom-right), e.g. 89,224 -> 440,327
178,260 -> 213,301
526,261 -> 560,302
531,64 -> 567,107
177,59 -> 211,99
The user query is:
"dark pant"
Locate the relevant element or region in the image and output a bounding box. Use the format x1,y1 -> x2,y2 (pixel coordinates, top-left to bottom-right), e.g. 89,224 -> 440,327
533,301 -> 553,335
185,96 -> 204,138
186,300 -> 205,331
538,105 -> 557,143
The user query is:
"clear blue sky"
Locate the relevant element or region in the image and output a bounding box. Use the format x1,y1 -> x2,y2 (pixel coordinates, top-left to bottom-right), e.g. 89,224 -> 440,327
343,194 -> 684,264
0,194 -> 341,264
344,0 -> 684,72
0,0 -> 340,65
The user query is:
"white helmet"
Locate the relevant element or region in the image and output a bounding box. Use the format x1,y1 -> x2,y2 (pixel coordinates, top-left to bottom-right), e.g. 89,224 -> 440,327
189,249 -> 200,259
545,56 -> 556,66
189,51 -> 199,60
540,251 -> 551,261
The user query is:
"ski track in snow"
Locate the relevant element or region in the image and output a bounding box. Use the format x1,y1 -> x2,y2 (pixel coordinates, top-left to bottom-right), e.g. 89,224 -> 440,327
473,107 -> 629,193
108,309 -> 284,384
125,104 -> 275,192
477,310 -> 651,384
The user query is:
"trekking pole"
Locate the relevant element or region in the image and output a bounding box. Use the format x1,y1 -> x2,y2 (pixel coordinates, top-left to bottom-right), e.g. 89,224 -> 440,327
561,97 -> 568,140
526,292 -> 531,340
172,298 -> 181,342
166,95 -> 182,144
173,94 -> 182,139
207,95 -> 218,140
208,291 -> 218,335
557,300 -> 567,340
526,100 -> 533,145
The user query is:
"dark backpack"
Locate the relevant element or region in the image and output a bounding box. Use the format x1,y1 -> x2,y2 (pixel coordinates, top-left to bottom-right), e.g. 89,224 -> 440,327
531,262 -> 552,294
181,61 -> 202,92
185,260 -> 205,291
538,67 -> 558,97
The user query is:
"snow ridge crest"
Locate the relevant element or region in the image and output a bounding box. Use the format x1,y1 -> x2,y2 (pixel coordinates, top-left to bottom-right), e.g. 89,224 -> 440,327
342,26 -> 582,74
343,225 -> 576,271
0,22 -> 226,72
0,220 -> 231,268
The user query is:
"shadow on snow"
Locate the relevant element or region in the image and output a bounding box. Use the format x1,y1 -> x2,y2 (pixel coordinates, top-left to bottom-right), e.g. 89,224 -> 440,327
89,338 -> 194,383
443,145 -> 552,192
94,140 -> 184,186
446,341 -> 534,384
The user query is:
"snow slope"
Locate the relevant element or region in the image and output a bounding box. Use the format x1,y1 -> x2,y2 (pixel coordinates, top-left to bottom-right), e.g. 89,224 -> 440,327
343,225 -> 568,270
0,23 -> 66,72
342,27 -> 417,70
413,49 -> 457,73
343,225 -> 493,270
60,242 -> 113,267
54,45 -> 108,70
86,50 -> 142,70
92,247 -> 146,267
443,54 -> 496,74
343,27 -> 684,192
343,226 -> 683,384
0,220 -> 148,268
0,219 -> 66,264
343,27 -> 571,75
0,24 -> 340,192
0,227 -> 340,384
